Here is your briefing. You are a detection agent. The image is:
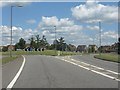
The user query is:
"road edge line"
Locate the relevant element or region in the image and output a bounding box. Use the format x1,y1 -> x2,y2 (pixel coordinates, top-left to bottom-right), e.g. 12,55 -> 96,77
7,55 -> 26,88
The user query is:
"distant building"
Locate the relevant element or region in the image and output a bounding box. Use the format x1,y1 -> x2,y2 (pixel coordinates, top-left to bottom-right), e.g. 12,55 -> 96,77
68,44 -> 76,52
98,43 -> 118,53
0,46 -> 4,52
110,43 -> 118,53
98,45 -> 111,53
88,45 -> 98,53
7,45 -> 15,51
76,45 -> 87,53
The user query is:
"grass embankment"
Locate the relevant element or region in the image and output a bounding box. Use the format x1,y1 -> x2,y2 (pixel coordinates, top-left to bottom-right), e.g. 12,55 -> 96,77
94,53 -> 120,63
2,50 -> 78,56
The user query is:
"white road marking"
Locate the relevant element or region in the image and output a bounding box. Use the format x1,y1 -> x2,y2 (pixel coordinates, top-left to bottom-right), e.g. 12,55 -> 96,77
55,56 -> 120,81
7,55 -> 26,88
71,58 -> 120,75
69,57 -> 119,75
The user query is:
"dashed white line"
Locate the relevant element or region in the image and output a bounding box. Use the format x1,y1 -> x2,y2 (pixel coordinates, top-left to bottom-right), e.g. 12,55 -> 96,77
7,55 -> 26,88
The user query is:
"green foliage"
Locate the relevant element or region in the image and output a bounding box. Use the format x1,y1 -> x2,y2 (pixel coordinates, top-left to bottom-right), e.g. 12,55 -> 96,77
52,37 -> 66,51
15,38 -> 26,50
2,46 -> 8,52
29,36 -> 36,48
2,50 -> 79,56
28,35 -> 49,49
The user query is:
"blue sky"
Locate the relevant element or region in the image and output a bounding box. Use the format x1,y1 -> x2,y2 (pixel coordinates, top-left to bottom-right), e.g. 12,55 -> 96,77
1,0 -> 119,46
2,2 -> 81,29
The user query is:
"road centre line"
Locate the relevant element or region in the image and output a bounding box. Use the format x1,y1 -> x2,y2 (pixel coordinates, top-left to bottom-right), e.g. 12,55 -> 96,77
7,55 -> 26,89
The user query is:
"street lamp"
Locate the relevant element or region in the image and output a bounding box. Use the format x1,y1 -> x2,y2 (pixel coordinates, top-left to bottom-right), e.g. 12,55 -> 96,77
99,21 -> 101,55
54,26 -> 57,55
10,5 -> 23,57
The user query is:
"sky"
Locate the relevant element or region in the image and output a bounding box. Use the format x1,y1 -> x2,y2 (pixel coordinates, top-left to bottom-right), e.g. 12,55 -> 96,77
0,0 -> 119,46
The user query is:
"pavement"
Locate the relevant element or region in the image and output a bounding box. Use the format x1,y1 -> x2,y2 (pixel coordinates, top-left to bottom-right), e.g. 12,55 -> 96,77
2,55 -> 119,88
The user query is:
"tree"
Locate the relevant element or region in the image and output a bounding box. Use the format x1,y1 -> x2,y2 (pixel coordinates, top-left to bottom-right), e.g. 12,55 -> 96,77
19,38 -> 26,49
15,38 -> 26,50
2,46 -> 8,52
35,35 -> 41,48
58,37 -> 65,51
28,36 -> 36,48
15,43 -> 20,50
40,35 -> 49,48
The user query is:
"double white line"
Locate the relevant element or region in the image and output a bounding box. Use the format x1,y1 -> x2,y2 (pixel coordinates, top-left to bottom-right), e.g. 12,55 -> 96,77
56,56 -> 120,82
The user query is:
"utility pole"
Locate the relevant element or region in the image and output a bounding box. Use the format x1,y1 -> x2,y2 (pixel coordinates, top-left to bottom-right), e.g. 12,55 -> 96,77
10,6 -> 13,57
99,21 -> 101,55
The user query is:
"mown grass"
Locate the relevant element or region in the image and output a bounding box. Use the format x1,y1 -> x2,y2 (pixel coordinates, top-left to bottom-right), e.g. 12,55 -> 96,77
2,56 -> 19,64
2,50 -> 78,56
1,50 -> 79,64
94,53 -> 119,63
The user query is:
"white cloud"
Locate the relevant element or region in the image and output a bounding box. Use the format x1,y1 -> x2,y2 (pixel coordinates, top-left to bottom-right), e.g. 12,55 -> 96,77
26,19 -> 36,24
1,25 -> 118,46
39,16 -> 59,27
1,25 -> 37,45
102,31 -> 118,39
38,16 -> 74,28
86,25 -> 99,30
71,0 -> 118,23
59,18 -> 74,27
36,16 -> 118,46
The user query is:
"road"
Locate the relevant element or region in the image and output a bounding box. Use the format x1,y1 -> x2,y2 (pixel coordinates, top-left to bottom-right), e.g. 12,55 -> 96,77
2,55 -> 119,88
72,55 -> 119,72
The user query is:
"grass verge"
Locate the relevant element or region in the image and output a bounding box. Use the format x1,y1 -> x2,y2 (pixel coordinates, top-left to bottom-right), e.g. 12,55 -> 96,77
94,53 -> 120,63
1,50 -> 79,64
2,56 -> 19,65
2,50 -> 79,56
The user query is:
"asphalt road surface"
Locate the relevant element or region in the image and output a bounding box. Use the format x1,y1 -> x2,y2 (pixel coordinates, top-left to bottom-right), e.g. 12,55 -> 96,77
3,55 -> 118,88
71,55 -> 119,72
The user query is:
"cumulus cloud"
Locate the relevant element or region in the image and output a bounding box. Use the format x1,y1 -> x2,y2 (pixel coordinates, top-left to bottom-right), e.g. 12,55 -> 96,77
26,19 -> 36,24
71,0 -> 118,23
1,25 -> 118,46
32,16 -> 95,45
86,25 -> 99,30
102,31 -> 118,39
38,16 -> 74,28
1,25 -> 38,45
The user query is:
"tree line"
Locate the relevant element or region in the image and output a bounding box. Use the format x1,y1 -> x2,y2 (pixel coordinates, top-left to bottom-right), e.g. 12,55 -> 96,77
14,35 -> 72,51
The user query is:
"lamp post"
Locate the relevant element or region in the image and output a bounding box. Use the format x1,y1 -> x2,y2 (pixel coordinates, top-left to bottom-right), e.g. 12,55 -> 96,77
99,21 -> 101,55
10,5 -> 23,57
54,26 -> 57,55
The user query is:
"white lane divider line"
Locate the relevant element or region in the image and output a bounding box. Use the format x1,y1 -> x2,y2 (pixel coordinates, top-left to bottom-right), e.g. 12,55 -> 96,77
70,58 -> 119,75
55,56 -> 120,82
7,55 -> 26,88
